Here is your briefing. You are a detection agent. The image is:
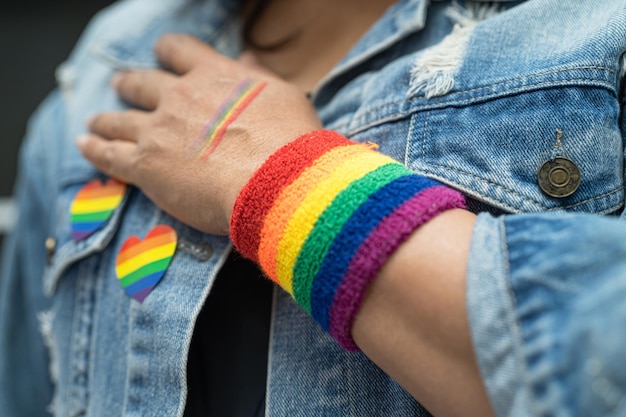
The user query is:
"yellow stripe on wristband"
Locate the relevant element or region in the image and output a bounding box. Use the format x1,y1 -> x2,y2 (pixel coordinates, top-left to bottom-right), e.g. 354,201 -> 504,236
258,144 -> 366,281
275,150 -> 395,292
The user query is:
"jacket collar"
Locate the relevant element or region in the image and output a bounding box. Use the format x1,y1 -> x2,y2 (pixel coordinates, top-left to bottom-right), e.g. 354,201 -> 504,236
90,0 -> 241,69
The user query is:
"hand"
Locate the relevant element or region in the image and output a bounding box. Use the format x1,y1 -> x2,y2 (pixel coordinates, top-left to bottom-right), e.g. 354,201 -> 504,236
77,34 -> 322,235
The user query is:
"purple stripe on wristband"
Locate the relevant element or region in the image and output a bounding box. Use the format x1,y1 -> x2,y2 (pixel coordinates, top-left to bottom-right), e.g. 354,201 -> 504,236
328,186 -> 465,351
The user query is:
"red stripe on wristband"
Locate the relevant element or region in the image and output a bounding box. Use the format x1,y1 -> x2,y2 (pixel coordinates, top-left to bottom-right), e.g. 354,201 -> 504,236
231,130 -> 351,262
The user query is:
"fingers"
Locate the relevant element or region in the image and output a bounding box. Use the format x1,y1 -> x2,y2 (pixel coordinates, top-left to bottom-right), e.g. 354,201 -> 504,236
112,70 -> 176,110
76,134 -> 138,184
89,109 -> 149,141
155,33 -> 225,74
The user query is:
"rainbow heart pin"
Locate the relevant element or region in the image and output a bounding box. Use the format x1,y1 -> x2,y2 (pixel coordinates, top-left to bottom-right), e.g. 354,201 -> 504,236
115,225 -> 177,303
70,179 -> 126,241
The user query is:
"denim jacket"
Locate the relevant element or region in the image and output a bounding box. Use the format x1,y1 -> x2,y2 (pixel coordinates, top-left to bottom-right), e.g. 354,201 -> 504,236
1,0 -> 625,416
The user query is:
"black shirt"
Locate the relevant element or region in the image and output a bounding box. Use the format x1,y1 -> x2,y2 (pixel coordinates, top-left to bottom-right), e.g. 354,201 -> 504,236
184,251 -> 273,417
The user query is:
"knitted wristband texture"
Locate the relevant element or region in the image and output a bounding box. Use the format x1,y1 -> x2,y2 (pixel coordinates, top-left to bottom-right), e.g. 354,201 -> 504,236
230,130 -> 466,350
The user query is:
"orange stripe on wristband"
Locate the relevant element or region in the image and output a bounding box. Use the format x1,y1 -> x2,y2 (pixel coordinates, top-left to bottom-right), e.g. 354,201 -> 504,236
274,151 -> 394,293
258,144 -> 368,282
231,130 -> 352,262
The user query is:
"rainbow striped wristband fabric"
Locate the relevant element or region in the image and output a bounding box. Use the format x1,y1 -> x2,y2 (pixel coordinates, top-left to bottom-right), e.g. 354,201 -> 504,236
231,130 -> 465,351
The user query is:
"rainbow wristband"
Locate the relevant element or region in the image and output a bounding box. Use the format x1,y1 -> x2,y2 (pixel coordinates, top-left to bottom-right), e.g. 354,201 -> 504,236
231,130 -> 465,350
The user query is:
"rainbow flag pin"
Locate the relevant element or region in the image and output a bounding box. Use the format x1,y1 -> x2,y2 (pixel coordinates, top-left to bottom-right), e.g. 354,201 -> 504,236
115,225 -> 177,303
70,179 -> 126,241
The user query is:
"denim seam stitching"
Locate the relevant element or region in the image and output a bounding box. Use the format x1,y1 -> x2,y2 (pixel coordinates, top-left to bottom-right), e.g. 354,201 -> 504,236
419,79 -> 616,107
406,65 -> 617,100
345,78 -> 616,136
345,350 -> 355,417
175,244 -> 233,417
341,67 -> 617,136
549,188 -> 624,211
498,216 -> 535,415
264,287 -> 278,417
453,177 -> 621,214
422,111 -> 430,162
44,189 -> 132,296
404,112 -> 415,166
423,161 -> 623,210
87,248 -> 106,417
68,256 -> 97,416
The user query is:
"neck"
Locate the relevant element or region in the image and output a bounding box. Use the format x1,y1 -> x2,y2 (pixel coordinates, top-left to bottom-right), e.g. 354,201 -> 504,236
243,0 -> 396,93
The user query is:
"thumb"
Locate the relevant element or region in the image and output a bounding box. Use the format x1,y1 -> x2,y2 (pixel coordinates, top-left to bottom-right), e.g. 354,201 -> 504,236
238,51 -> 279,78
156,33 -> 226,74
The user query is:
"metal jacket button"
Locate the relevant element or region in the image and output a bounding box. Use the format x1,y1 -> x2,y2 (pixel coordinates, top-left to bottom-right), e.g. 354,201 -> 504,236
537,157 -> 581,198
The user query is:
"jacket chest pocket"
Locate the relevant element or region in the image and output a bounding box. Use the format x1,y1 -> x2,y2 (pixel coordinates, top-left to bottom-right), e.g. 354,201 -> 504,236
45,176 -> 230,302
43,174 -> 231,416
405,80 -> 623,215
44,175 -> 131,297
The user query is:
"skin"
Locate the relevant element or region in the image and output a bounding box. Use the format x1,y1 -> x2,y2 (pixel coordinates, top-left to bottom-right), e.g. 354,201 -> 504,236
82,38 -> 322,235
76,3 -> 496,415
242,0 -> 398,92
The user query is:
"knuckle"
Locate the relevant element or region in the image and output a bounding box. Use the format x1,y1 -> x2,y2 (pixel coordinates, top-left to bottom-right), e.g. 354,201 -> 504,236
132,72 -> 149,103
101,143 -> 117,173
133,144 -> 153,175
109,115 -> 122,138
116,73 -> 132,98
171,79 -> 192,99
155,37 -> 171,57
89,114 -> 103,132
152,111 -> 172,129
157,36 -> 179,62
119,113 -> 131,137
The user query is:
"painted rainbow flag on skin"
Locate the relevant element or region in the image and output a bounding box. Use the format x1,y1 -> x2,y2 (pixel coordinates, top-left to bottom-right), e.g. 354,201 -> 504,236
115,225 -> 177,303
188,77 -> 267,160
231,130 -> 465,350
70,179 -> 126,241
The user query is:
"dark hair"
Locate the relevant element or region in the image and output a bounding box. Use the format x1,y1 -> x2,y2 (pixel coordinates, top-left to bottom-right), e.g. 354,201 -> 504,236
242,0 -> 300,52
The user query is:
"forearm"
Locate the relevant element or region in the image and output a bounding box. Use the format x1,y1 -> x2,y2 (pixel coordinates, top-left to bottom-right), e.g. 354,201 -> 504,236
229,131 -> 493,416
353,209 -> 493,417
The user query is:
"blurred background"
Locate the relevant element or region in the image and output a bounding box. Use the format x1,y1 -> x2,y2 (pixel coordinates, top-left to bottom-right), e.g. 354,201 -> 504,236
0,0 -> 115,250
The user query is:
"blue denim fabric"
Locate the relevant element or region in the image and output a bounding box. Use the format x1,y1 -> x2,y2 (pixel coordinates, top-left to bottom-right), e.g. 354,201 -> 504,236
468,212 -> 626,417
1,0 -> 625,416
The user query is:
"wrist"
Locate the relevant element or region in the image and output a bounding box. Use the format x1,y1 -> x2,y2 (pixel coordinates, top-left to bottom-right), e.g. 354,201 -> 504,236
230,130 -> 466,350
